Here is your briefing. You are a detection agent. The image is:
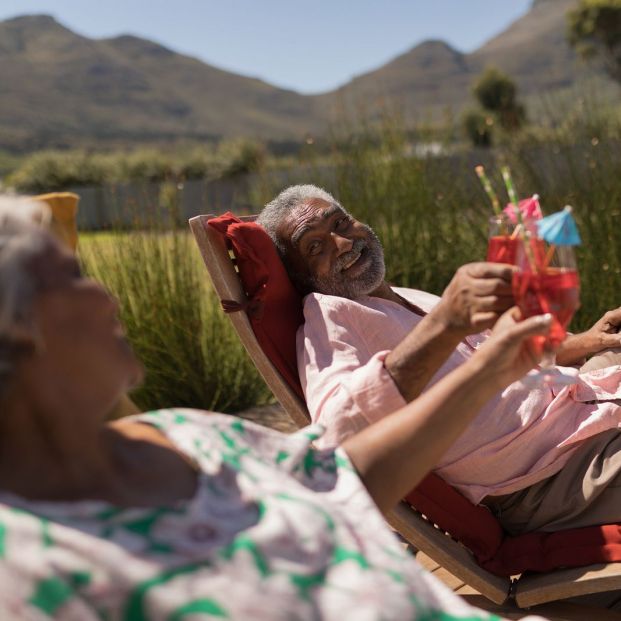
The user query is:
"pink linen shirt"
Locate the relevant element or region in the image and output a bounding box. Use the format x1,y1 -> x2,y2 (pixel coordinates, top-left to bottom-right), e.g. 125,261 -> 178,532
297,287 -> 621,504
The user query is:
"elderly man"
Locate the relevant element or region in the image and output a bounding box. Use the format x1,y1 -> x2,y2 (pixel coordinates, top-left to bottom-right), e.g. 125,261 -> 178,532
258,184 -> 621,535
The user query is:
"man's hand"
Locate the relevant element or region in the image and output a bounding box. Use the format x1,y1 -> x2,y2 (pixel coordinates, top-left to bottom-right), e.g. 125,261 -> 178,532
433,262 -> 515,336
581,307 -> 621,352
556,307 -> 621,366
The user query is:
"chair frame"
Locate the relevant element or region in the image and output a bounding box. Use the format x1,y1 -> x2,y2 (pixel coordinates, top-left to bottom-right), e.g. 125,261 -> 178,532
190,213 -> 621,611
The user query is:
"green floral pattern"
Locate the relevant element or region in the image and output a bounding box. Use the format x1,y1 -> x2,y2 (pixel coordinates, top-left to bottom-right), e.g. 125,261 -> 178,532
0,410 -> 508,620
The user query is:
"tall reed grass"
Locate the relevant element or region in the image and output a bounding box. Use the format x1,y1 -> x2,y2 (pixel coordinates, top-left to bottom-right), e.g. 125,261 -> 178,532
256,117 -> 621,333
80,226 -> 271,413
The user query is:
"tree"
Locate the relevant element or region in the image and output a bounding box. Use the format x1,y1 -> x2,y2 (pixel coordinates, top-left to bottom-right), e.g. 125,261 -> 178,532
472,67 -> 526,132
461,109 -> 494,147
568,0 -> 621,84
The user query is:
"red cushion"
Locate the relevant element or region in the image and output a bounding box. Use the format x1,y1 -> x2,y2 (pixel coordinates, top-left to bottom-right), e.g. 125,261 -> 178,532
485,524 -> 621,576
206,213 -> 304,398
206,212 -> 621,578
405,474 -> 503,563
406,473 -> 621,576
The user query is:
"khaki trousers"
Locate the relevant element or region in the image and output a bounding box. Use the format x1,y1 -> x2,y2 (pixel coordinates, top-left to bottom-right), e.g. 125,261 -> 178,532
483,429 -> 621,535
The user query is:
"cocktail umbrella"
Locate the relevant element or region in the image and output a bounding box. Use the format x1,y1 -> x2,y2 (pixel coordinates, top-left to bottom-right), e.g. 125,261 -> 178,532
503,195 -> 543,223
536,206 -> 582,246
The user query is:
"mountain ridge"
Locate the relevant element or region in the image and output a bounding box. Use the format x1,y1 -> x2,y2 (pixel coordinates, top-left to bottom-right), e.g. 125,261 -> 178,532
0,2 -> 615,151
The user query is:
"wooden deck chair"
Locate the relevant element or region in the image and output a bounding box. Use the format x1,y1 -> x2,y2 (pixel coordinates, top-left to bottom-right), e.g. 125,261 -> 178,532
190,213 -> 621,616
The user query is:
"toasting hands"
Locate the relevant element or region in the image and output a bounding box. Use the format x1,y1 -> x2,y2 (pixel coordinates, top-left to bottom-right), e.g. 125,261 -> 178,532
434,262 -> 515,336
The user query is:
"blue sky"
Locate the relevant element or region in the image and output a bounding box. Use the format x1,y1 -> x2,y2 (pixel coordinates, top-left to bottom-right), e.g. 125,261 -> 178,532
1,0 -> 532,94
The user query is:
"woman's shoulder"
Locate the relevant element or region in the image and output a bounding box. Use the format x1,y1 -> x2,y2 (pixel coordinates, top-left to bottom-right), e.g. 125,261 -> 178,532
114,409 -> 330,472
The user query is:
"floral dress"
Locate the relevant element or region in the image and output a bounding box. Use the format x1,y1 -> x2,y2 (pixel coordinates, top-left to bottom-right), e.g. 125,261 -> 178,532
0,409 -> 533,620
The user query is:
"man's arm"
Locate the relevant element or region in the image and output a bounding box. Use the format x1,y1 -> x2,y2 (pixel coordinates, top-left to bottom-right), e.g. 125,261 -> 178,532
556,307 -> 621,366
385,262 -> 515,402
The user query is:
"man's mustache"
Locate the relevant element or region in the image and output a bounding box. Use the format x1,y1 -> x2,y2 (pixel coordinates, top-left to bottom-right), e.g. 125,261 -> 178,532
334,238 -> 367,273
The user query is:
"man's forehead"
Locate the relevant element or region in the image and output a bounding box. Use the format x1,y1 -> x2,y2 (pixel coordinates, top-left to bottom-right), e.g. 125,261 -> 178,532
285,199 -> 344,246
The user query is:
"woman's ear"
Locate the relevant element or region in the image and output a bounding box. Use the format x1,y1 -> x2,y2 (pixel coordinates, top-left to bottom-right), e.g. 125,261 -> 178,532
5,324 -> 39,353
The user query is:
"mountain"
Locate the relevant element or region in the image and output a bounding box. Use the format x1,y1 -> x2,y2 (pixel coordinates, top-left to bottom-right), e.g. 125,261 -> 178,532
0,2 -> 616,151
319,40 -> 473,119
320,0 -> 601,120
0,14 -> 323,151
469,0 -> 583,91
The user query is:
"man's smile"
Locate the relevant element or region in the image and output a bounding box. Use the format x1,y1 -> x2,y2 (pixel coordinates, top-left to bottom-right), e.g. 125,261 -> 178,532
340,246 -> 373,276
341,250 -> 362,271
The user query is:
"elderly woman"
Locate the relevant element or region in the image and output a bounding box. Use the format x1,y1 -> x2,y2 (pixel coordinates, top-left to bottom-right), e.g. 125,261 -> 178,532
0,200 -> 549,620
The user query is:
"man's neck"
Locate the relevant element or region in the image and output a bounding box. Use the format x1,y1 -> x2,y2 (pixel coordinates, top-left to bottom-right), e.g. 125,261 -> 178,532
368,281 -> 410,308
367,281 -> 426,316
369,281 -> 395,300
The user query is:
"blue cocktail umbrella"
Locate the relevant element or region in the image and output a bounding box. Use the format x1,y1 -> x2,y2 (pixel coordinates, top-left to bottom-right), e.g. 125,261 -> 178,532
536,206 -> 582,246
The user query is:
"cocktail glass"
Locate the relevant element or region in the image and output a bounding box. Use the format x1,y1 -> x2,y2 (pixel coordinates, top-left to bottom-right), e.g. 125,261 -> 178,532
512,233 -> 580,384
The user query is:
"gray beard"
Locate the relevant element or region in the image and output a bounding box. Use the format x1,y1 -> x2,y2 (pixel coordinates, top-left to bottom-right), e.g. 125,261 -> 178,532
310,226 -> 386,299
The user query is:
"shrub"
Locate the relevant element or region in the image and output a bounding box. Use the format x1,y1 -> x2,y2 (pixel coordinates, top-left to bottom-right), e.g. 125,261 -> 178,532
6,150 -> 107,192
4,140 -> 268,192
462,109 -> 494,147
473,67 -> 526,132
213,139 -> 266,178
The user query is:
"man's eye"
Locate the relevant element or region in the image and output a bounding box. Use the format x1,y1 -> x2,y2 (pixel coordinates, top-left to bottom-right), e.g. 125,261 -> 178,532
308,241 -> 322,256
335,217 -> 350,230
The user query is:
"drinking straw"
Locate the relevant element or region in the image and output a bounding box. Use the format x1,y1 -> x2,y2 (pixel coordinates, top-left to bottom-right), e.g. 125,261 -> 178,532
475,165 -> 501,216
500,166 -> 521,223
543,244 -> 556,269
501,166 -> 539,272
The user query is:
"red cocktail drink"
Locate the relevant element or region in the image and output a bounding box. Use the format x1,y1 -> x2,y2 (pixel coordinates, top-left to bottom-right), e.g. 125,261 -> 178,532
487,236 -> 518,264
512,268 -> 580,348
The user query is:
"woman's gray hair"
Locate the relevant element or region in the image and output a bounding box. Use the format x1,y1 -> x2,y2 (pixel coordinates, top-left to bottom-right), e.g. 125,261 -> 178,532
257,184 -> 346,255
0,197 -> 52,391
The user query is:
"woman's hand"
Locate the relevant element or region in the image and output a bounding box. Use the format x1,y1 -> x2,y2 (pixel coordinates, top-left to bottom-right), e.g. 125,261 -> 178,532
471,307 -> 552,391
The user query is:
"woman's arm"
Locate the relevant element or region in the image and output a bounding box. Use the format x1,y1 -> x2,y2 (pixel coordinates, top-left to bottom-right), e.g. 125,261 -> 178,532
343,309 -> 551,513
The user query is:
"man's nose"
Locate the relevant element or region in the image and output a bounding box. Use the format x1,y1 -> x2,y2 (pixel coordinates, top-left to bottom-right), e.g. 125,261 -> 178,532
331,233 -> 353,255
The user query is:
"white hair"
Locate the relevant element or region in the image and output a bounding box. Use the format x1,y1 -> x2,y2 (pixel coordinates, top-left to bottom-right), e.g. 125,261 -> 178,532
0,197 -> 52,391
257,184 -> 346,255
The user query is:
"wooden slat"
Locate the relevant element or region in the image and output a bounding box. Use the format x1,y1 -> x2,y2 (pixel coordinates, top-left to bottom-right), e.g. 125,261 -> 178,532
388,502 -> 511,605
430,566 -> 466,591
189,214 -> 310,428
415,551 -> 441,573
515,562 -> 621,608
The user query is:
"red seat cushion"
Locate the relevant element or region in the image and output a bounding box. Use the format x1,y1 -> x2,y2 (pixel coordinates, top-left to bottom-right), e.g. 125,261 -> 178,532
206,212 -> 621,577
405,474 -> 503,563
406,473 -> 621,576
486,523 -> 621,576
206,213 -> 304,398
